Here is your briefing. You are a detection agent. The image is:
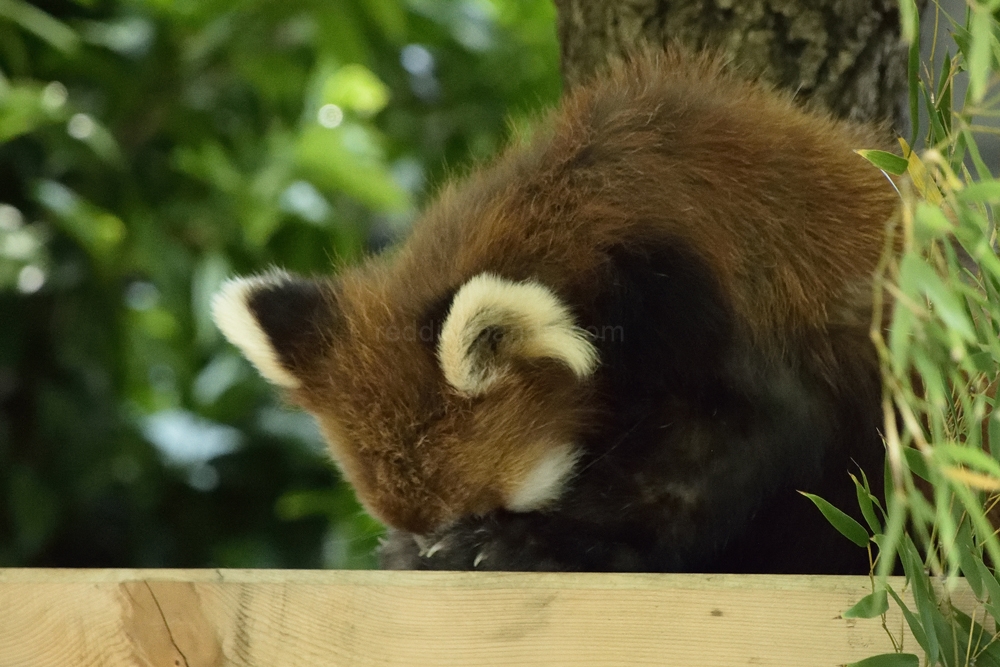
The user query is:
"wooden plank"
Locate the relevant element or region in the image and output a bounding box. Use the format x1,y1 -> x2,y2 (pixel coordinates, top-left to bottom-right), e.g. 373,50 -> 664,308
0,569 -> 965,667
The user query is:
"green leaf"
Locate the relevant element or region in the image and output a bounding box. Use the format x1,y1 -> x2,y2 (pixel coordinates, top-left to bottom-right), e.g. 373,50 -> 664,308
900,535 -> 941,665
898,0 -> 919,44
360,0 -> 407,42
275,489 -> 340,520
934,442 -> 1000,478
902,447 -> 931,481
990,412 -> 1000,462
958,180 -> 1000,203
34,180 -> 125,267
887,586 -> 929,655
69,114 -> 124,167
875,499 -> 907,580
192,252 -> 231,349
899,254 -> 976,342
968,5 -> 993,103
912,350 -> 948,410
799,492 -> 869,547
296,124 -> 409,212
860,468 -> 884,512
951,607 -> 1000,667
0,0 -> 78,53
843,589 -> 889,619
937,51 -> 953,135
960,130 -> 993,182
951,482 -> 1000,578
954,519 -> 984,598
923,82 -> 949,146
907,25 -> 921,146
845,654 -> 918,667
889,299 -> 915,375
955,212 -> 1000,283
975,559 -> 1000,625
851,473 -> 883,533
856,150 -> 909,175
0,84 -> 50,142
322,64 -> 391,115
968,350 -> 997,375
950,13 -> 972,57
913,203 -> 953,244
316,5 -> 371,64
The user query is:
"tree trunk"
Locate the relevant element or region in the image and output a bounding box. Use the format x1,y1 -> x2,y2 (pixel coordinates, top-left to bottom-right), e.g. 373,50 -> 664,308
553,0 -> 914,127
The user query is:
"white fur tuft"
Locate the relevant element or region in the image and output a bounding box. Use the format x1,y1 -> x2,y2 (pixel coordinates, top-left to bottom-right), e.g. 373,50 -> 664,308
211,271 -> 302,389
506,445 -> 580,512
438,273 -> 598,394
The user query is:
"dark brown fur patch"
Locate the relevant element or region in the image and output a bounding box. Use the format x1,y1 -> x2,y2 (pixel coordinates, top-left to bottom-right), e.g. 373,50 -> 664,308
247,277 -> 338,377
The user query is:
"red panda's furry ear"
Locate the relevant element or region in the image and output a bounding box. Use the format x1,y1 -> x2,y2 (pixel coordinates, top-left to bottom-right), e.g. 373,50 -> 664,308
438,273 -> 598,395
211,270 -> 336,389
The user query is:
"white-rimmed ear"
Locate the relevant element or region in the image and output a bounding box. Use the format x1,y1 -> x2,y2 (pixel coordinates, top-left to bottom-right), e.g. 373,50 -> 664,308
211,270 -> 334,389
437,273 -> 598,395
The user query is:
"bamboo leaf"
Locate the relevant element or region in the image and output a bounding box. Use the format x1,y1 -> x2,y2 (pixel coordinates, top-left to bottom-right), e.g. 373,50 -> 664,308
952,482 -> 1000,577
908,29 -> 921,146
959,129 -> 992,182
902,447 -> 931,481
843,589 -> 889,619
898,139 -> 943,204
975,559 -> 1000,625
851,473 -> 883,533
951,607 -> 1000,667
924,83 -> 949,146
887,585 -> 930,655
990,412 -> 1000,462
934,443 -> 1000,478
876,464 -> 907,580
954,518 -> 985,598
913,203 -> 952,243
958,180 -> 1000,203
889,300 -> 915,374
856,149 -> 909,175
937,51 -> 953,135
899,254 -> 976,342
969,6 -> 993,103
900,535 -> 940,665
899,0 -> 919,44
799,492 -> 869,547
942,466 -> 1000,491
845,654 -> 918,667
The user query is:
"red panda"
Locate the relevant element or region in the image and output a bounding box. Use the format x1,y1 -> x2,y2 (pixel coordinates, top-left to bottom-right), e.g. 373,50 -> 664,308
212,49 -> 898,573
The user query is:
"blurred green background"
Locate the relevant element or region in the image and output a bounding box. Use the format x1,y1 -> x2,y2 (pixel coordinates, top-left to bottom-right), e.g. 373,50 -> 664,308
0,0 -> 560,568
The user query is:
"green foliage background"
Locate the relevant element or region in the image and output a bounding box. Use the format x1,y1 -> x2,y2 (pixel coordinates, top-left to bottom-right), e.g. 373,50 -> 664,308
0,0 -> 560,568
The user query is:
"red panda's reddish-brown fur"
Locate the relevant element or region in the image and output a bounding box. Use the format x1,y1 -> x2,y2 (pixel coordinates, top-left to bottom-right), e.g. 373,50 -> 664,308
214,49 -> 900,573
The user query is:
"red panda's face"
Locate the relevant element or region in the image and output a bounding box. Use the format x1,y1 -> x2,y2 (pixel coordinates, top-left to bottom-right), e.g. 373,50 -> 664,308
212,269 -> 599,535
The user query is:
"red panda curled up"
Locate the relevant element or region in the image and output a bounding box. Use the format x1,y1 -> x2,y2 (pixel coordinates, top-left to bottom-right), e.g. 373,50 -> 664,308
213,49 -> 898,573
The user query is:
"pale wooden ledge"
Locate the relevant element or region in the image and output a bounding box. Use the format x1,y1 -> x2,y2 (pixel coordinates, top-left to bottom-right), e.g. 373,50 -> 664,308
0,569 -> 965,666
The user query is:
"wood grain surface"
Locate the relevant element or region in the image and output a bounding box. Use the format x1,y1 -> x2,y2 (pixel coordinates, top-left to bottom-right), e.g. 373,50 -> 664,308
0,570 -> 968,666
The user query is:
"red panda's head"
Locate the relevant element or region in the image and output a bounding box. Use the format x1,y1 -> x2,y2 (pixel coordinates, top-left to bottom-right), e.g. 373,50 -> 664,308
212,268 -> 598,534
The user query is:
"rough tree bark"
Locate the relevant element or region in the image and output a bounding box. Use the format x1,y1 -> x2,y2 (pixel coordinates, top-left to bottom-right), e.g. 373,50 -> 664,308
553,0 -> 917,127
